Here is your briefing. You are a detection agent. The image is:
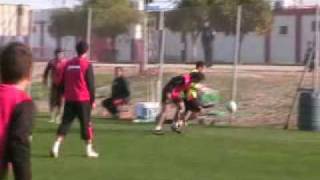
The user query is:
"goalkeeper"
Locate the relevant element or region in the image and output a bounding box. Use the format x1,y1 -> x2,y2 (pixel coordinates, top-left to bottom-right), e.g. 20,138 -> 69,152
183,62 -> 214,124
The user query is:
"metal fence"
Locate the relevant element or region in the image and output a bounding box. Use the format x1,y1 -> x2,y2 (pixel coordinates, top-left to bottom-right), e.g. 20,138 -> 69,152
2,2 -> 320,126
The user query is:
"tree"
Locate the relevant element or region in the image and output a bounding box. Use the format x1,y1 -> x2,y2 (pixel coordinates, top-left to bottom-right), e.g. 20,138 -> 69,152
209,0 -> 272,62
165,0 -> 213,62
48,8 -> 87,48
209,0 -> 272,36
165,0 -> 272,62
49,0 -> 140,61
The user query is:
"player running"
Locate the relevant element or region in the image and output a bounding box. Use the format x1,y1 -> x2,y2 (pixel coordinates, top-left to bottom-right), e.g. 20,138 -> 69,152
43,48 -> 66,123
0,42 -> 35,180
153,71 -> 205,135
50,41 -> 99,158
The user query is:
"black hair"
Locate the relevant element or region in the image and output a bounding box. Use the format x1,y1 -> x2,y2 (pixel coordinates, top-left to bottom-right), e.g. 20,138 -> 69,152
54,47 -> 63,55
190,72 -> 205,83
195,61 -> 205,69
0,42 -> 33,84
76,41 -> 89,56
115,66 -> 124,72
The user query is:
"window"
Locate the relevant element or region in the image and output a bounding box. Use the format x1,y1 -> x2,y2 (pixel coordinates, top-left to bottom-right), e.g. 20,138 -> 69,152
279,26 -> 288,35
311,21 -> 320,32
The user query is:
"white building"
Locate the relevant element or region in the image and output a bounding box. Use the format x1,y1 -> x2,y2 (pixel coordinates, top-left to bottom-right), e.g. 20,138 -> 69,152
156,6 -> 319,64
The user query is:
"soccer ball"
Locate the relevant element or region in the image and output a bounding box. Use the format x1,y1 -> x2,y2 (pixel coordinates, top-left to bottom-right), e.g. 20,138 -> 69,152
226,101 -> 237,113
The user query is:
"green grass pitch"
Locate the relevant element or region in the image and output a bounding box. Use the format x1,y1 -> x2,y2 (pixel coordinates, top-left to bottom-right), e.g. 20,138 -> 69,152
15,115 -> 320,180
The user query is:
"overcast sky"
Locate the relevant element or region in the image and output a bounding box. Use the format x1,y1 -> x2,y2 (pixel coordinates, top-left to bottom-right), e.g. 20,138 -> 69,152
0,0 -> 319,9
0,0 -> 79,9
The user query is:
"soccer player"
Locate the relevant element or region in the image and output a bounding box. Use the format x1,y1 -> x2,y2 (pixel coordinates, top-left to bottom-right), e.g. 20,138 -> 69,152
43,48 -> 66,123
50,41 -> 99,158
153,72 -> 205,135
102,67 -> 130,118
0,42 -> 35,180
192,61 -> 205,73
183,61 -> 207,125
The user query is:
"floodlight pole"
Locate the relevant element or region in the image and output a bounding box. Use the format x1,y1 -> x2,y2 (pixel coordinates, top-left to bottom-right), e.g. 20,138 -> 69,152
86,7 -> 92,60
157,10 -> 165,103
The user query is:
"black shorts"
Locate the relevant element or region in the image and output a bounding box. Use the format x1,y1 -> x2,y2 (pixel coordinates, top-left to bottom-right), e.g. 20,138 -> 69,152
185,99 -> 201,113
57,101 -> 93,140
49,84 -> 63,108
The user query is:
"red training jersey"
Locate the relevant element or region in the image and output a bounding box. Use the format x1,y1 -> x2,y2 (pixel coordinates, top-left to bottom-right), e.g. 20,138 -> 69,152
63,56 -> 95,103
0,84 -> 32,165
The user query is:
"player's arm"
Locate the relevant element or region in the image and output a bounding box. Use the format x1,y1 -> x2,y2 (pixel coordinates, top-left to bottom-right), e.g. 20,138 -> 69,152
85,64 -> 95,105
7,101 -> 35,180
43,61 -> 52,85
121,78 -> 130,99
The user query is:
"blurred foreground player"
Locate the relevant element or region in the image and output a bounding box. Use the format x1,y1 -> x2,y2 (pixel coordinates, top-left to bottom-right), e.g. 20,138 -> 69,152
102,67 -> 130,118
0,42 -> 35,180
50,41 -> 99,158
153,72 -> 205,135
43,48 -> 66,123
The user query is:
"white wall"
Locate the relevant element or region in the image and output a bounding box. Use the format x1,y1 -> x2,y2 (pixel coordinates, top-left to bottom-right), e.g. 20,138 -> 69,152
301,14 -> 316,62
270,15 -> 296,64
240,33 -> 265,64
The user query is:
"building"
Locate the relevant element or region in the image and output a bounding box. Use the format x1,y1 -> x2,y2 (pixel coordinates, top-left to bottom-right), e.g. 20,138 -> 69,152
156,5 -> 319,64
0,4 -> 31,46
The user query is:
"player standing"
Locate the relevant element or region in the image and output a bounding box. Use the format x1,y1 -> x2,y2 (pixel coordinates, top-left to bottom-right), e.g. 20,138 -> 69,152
50,41 -> 99,158
43,48 -> 66,123
0,42 -> 35,180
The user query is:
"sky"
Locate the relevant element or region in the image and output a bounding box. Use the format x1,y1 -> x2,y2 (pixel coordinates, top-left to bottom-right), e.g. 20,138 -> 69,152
0,0 -> 80,9
0,0 -> 319,9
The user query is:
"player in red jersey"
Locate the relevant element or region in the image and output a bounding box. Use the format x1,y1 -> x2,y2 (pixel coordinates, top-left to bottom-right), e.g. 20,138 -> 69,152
50,41 -> 99,158
0,42 -> 35,180
43,48 -> 66,123
153,72 -> 205,135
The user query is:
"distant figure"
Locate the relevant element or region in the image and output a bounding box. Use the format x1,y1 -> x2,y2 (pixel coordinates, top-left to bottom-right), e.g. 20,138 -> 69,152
43,48 -> 66,123
102,67 -> 130,118
201,23 -> 214,67
304,41 -> 315,72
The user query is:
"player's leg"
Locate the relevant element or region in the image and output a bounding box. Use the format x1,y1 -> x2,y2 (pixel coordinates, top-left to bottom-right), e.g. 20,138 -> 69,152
51,102 -> 76,158
11,157 -> 31,180
102,97 -> 118,117
175,100 -> 186,125
183,99 -> 202,125
153,102 -> 170,134
48,85 -> 56,123
55,89 -> 64,124
0,164 -> 8,180
171,100 -> 185,133
76,102 -> 99,158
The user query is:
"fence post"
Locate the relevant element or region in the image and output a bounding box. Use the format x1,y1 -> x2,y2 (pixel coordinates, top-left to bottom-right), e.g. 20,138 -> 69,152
230,5 -> 242,123
157,10 -> 165,103
86,8 -> 92,60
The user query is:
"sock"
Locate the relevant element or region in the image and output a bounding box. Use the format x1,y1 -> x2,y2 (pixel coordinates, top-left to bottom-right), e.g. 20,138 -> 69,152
87,144 -> 93,152
155,125 -> 162,131
50,112 -> 55,122
53,140 -> 61,152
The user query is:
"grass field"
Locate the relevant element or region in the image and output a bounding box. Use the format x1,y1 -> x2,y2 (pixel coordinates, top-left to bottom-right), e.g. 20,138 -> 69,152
20,115 -> 320,180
